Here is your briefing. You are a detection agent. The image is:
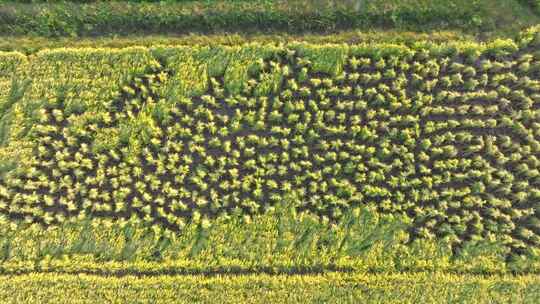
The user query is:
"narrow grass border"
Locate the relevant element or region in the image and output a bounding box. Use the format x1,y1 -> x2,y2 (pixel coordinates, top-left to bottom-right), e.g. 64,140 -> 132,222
0,0 -> 538,38
0,271 -> 539,303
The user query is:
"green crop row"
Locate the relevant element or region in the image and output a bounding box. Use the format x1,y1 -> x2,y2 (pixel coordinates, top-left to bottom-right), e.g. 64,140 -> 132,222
0,0 -> 538,37
1,27 -> 540,266
0,31 -> 472,55
1,272 -> 539,304
1,205 -> 538,276
521,0 -> 540,14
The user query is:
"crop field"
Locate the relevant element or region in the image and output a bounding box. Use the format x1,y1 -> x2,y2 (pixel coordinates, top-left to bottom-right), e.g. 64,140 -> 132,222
1,272 -> 540,303
0,0 -> 539,303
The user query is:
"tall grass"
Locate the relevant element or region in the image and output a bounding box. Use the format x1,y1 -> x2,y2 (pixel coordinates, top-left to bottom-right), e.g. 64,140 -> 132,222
0,203 -> 538,275
0,0 -> 537,37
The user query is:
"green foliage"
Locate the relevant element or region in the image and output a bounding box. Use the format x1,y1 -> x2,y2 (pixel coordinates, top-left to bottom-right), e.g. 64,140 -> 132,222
0,77 -> 31,146
520,0 -> 540,14
0,0 -> 538,37
0,207 -> 538,275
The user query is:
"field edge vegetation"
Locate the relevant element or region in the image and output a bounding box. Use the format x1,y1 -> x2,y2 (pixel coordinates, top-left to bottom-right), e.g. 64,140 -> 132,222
0,272 -> 539,304
0,0 -> 538,38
